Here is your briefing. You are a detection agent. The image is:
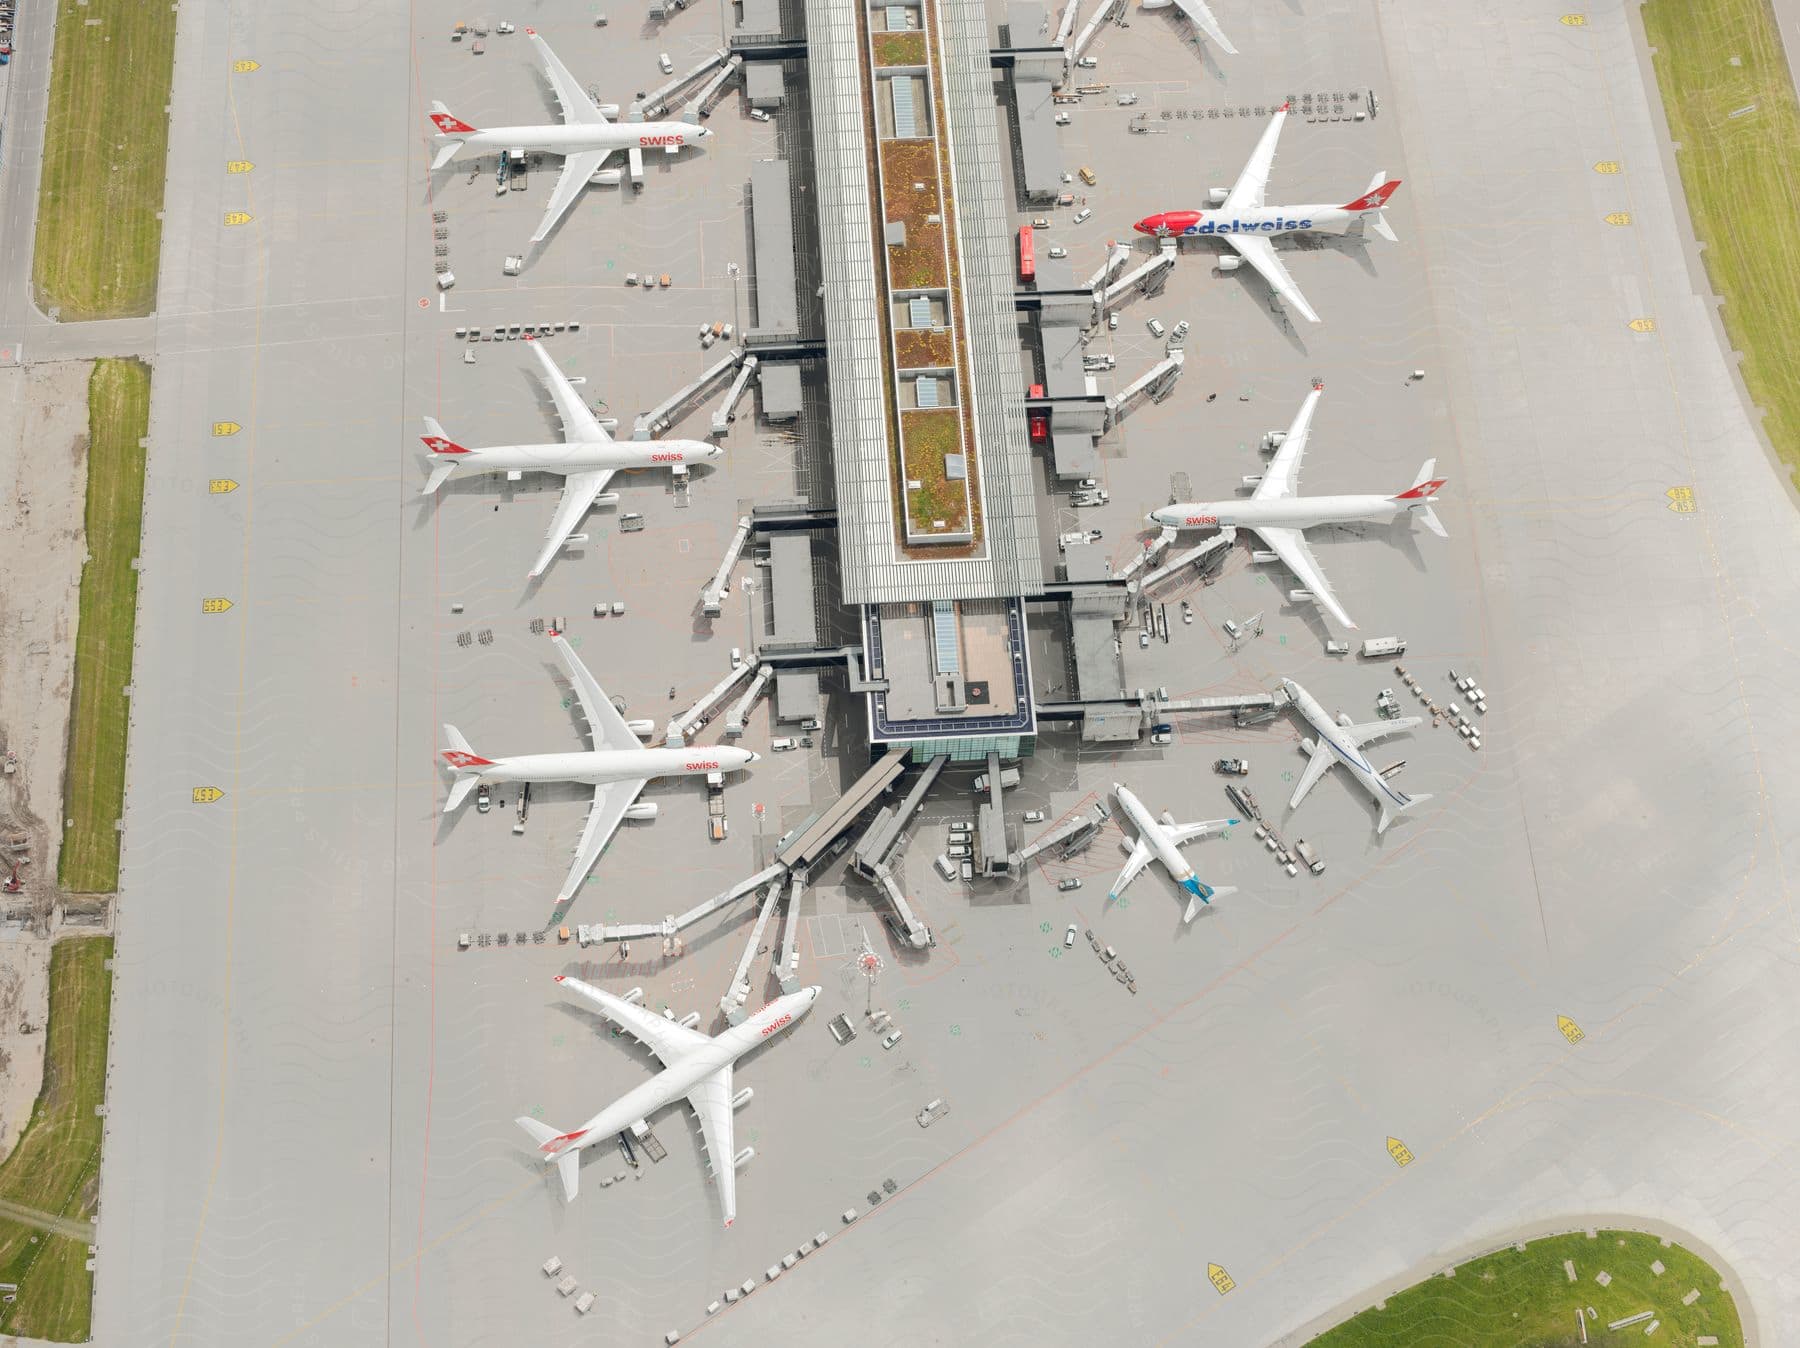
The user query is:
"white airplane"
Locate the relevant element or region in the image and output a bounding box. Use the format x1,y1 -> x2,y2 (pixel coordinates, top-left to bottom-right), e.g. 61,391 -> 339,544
419,336 -> 719,579
1108,783 -> 1238,922
1281,677 -> 1430,834
427,29 -> 713,243
441,633 -> 757,906
1140,0 -> 1237,54
1132,102 -> 1400,323
520,976 -> 818,1224
1148,381 -> 1447,630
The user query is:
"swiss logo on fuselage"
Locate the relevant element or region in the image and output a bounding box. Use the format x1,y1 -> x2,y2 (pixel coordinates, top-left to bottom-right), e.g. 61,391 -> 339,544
759,1013 -> 792,1037
685,760 -> 720,771
639,134 -> 684,147
650,451 -> 684,462
1184,515 -> 1219,526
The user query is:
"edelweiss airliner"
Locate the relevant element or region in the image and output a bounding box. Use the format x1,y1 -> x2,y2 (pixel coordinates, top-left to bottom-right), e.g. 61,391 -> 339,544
1148,382 -> 1447,630
519,975 -> 817,1225
1132,102 -> 1400,322
420,336 -> 718,579
1281,678 -> 1430,834
427,30 -> 712,243
440,634 -> 757,907
1109,784 -> 1238,922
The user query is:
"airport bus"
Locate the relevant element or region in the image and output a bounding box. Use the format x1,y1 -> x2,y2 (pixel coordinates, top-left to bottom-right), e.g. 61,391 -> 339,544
1017,224 -> 1036,282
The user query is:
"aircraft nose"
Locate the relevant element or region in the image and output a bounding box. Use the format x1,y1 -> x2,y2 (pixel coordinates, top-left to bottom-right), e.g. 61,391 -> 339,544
746,751 -> 761,763
1132,217 -> 1154,235
1145,511 -> 1162,525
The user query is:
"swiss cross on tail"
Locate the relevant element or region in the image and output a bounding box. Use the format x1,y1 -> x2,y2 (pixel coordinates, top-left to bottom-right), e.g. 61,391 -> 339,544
421,435 -> 470,455
429,111 -> 477,135
442,749 -> 493,769
1343,179 -> 1402,213
1393,477 -> 1447,501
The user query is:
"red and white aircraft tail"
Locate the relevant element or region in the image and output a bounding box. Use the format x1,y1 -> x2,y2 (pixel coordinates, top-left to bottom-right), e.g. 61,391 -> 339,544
1393,460 -> 1448,538
420,416 -> 471,495
441,725 -> 493,812
1344,172 -> 1401,243
516,1117 -> 583,1200
428,102 -> 479,171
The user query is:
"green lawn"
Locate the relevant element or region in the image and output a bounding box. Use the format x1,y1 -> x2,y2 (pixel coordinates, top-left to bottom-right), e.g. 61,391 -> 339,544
1643,0 -> 1800,491
32,0 -> 179,317
0,937 -> 115,1342
1308,1229 -> 1743,1348
58,360 -> 150,894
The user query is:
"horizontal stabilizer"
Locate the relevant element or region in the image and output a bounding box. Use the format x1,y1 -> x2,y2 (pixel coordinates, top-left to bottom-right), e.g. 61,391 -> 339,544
1376,793 -> 1432,835
516,1117 -> 581,1201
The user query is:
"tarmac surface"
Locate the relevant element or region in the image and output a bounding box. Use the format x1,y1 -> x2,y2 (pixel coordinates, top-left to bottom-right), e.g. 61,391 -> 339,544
82,0 -> 1800,1345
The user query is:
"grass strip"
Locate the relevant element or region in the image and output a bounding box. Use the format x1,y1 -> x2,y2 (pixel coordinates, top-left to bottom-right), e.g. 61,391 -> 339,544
58,359 -> 149,895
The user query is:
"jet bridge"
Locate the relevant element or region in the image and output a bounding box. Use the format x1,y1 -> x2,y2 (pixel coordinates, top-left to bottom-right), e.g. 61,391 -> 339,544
1099,240 -> 1178,316
1117,526 -> 1177,582
636,348 -> 744,439
693,55 -> 745,119
1133,528 -> 1235,592
1068,0 -> 1120,68
1054,0 -> 1080,46
634,49 -> 732,119
711,355 -> 759,435
1106,350 -> 1185,425
666,660 -> 755,744
724,664 -> 773,736
719,879 -> 785,1023
1085,241 -> 1132,292
701,515 -> 754,616
1010,798 -> 1113,868
581,860 -> 787,947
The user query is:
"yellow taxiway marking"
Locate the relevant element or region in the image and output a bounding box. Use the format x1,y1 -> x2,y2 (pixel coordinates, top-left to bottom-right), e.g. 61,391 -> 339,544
208,479 -> 238,494
1386,1136 -> 1415,1167
191,787 -> 224,805
1594,160 -> 1622,173
1206,1263 -> 1235,1295
200,598 -> 234,614
1628,317 -> 1657,332
1558,1015 -> 1586,1044
1605,211 -> 1632,225
211,420 -> 239,436
1667,486 -> 1696,513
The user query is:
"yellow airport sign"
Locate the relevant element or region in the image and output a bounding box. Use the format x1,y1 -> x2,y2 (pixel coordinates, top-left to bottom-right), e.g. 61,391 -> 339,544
1667,486 -> 1696,513
208,479 -> 239,494
232,59 -> 260,72
1628,318 -> 1656,333
1386,1136 -> 1415,1167
212,421 -> 240,436
1557,1015 -> 1586,1044
223,212 -> 253,226
1206,1263 -> 1236,1295
1593,160 -> 1621,174
192,787 -> 224,804
1560,13 -> 1587,25
201,597 -> 234,614
1604,212 -> 1631,225
226,160 -> 254,174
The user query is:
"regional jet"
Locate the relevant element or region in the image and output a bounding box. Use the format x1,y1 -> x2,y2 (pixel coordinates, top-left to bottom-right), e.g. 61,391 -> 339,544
420,336 -> 718,579
427,29 -> 712,243
520,976 -> 817,1225
440,634 -> 757,907
1280,677 -> 1430,834
1108,783 -> 1238,922
1147,381 -> 1446,630
1132,102 -> 1399,323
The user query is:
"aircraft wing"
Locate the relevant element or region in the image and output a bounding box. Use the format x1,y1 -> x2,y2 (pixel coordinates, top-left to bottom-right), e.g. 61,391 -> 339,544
556,973 -> 710,1066
1167,818 -> 1233,846
1288,741 -> 1334,810
1254,526 -> 1356,629
1169,0 -> 1237,53
551,633 -> 640,751
1341,716 -> 1422,748
531,149 -> 607,244
1223,234 -> 1320,324
530,30 -> 610,125
1254,385 -> 1323,500
1223,103 -> 1289,212
1109,836 -> 1154,900
529,468 -> 615,578
686,1065 -> 739,1227
528,338 -> 611,444
555,777 -> 649,905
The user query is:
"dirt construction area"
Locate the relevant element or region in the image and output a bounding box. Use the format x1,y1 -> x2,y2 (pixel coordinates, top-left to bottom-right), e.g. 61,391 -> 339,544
0,359 -> 96,1159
